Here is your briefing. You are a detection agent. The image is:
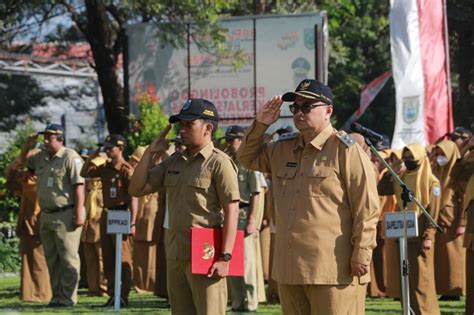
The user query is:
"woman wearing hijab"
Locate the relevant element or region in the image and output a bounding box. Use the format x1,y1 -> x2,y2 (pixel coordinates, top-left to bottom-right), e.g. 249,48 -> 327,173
379,143 -> 441,315
432,140 -> 465,300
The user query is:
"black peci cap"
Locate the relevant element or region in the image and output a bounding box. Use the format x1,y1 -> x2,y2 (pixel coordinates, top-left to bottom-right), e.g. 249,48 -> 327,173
38,123 -> 65,135
448,126 -> 472,140
225,125 -> 245,141
169,99 -> 219,123
101,134 -> 126,147
282,79 -> 333,105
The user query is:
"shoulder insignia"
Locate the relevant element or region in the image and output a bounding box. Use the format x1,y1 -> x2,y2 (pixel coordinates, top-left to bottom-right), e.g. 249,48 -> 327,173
277,132 -> 299,142
432,186 -> 441,197
335,130 -> 356,148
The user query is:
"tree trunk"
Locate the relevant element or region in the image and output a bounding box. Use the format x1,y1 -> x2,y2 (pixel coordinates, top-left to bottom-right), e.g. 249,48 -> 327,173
84,0 -> 127,135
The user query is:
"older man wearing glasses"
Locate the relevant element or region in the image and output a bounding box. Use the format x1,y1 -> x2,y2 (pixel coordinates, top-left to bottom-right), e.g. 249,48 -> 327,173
238,79 -> 380,315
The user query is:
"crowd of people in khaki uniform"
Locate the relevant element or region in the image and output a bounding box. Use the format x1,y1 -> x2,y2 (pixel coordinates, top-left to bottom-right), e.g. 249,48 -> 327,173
3,79 -> 474,315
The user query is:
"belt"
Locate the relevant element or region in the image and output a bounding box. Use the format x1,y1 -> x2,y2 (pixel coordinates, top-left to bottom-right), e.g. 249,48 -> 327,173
106,204 -> 129,211
239,202 -> 250,209
42,204 -> 74,214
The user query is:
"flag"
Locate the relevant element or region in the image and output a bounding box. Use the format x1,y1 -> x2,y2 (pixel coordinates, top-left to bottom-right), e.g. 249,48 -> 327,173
342,71 -> 392,131
390,0 -> 453,149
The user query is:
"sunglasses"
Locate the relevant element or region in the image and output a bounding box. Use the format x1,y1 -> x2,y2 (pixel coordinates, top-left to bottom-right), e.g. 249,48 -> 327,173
289,102 -> 328,114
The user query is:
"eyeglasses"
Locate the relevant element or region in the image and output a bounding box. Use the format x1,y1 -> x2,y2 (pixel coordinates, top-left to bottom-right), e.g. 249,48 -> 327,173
289,102 -> 328,114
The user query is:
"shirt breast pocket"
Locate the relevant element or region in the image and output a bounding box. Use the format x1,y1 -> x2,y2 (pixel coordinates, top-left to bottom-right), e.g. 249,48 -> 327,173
164,174 -> 179,187
189,177 -> 211,190
274,168 -> 297,196
53,169 -> 66,186
307,168 -> 332,197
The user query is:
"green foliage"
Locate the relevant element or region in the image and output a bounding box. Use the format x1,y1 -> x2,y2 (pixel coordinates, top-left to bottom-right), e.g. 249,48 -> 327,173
126,91 -> 176,152
0,122 -> 37,224
0,223 -> 20,273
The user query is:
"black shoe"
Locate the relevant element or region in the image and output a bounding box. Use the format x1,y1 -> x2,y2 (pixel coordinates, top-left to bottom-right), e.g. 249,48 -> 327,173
101,297 -> 114,307
439,295 -> 461,301
47,302 -> 70,308
120,297 -> 129,308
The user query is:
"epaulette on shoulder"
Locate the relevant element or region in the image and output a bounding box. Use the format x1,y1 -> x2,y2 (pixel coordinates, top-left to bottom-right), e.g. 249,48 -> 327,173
277,132 -> 299,142
335,130 -> 356,148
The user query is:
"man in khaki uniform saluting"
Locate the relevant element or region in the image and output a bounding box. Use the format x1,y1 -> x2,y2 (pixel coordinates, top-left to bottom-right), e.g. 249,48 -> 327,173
21,124 -> 85,307
238,80 -> 380,314
81,134 -> 138,307
129,99 -> 240,315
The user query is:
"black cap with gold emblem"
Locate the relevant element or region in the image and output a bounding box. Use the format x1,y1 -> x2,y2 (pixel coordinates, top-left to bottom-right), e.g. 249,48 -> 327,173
169,98 -> 219,123
282,79 -> 333,105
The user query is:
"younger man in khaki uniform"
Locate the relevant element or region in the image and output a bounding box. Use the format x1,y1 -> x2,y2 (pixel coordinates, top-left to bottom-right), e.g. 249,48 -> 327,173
80,150 -> 108,296
21,124 -> 85,307
81,134 -> 138,307
129,99 -> 240,315
224,125 -> 263,312
238,80 -> 380,314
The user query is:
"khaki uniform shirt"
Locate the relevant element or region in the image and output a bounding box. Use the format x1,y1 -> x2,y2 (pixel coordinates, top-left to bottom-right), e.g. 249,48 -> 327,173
81,178 -> 104,243
238,121 -> 380,285
135,193 -> 159,242
148,142 -> 240,261
82,159 -> 133,209
27,147 -> 84,210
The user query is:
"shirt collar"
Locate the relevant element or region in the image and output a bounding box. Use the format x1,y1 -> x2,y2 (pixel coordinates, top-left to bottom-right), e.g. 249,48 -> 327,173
48,146 -> 65,160
310,124 -> 334,150
182,141 -> 214,161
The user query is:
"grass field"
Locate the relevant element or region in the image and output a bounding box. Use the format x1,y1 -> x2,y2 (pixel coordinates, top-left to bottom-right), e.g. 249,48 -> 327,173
0,276 -> 466,314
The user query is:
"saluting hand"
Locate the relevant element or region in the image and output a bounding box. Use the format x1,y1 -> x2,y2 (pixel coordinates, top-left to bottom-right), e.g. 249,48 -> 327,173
149,124 -> 172,154
256,96 -> 283,126
25,134 -> 38,148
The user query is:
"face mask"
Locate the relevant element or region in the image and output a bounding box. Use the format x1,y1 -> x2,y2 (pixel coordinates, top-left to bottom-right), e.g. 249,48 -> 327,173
404,159 -> 419,171
436,155 -> 449,167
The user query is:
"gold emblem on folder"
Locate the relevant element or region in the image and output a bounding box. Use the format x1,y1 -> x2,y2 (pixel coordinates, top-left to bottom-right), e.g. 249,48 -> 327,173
202,242 -> 215,260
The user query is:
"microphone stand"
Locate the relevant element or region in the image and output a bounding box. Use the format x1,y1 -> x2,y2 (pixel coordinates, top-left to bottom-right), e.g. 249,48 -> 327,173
364,137 -> 442,315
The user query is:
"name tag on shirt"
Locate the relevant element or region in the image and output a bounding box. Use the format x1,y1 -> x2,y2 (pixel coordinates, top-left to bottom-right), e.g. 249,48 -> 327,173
110,187 -> 117,198
47,177 -> 53,187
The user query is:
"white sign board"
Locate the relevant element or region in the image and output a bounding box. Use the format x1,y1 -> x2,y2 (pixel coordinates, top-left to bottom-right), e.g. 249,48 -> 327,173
126,13 -> 329,133
107,211 -> 131,234
383,211 -> 419,239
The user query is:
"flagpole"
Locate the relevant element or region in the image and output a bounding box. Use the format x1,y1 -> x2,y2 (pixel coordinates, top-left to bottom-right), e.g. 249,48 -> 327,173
442,0 -> 453,131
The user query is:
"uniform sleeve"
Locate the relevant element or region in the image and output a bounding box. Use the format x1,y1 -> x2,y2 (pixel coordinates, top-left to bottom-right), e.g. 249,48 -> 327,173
82,162 -> 105,178
67,154 -> 85,185
238,120 -> 272,173
423,182 -> 441,240
26,151 -> 40,171
248,170 -> 262,194
213,156 -> 240,205
339,143 -> 380,265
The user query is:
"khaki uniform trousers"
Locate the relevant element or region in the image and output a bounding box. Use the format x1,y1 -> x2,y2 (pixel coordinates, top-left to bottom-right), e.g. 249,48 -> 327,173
407,240 -> 440,315
100,212 -> 133,300
167,259 -> 227,315
133,240 -> 156,293
19,234 -> 52,302
229,233 -> 258,311
39,209 -> 82,306
466,249 -> 474,315
278,283 -> 367,315
83,242 -> 107,295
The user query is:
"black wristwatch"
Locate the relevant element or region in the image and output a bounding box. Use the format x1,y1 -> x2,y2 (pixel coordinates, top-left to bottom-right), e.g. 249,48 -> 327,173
219,253 -> 232,262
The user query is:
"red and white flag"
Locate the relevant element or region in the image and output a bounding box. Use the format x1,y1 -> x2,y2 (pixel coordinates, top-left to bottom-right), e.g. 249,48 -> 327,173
390,0 -> 453,149
342,71 -> 392,130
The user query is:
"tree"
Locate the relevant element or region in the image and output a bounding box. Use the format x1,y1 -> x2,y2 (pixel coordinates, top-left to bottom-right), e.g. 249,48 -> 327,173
447,0 -> 474,129
1,0 -> 238,134
0,73 -> 48,131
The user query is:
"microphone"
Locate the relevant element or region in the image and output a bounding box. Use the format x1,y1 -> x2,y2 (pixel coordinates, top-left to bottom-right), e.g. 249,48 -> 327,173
350,123 -> 384,142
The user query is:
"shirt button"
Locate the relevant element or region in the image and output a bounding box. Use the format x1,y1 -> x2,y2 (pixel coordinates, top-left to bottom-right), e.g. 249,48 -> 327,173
287,244 -> 291,248
296,190 -> 299,194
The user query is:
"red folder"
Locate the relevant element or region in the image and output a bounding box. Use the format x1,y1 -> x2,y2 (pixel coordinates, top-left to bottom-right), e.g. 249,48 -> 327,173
190,227 -> 244,276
